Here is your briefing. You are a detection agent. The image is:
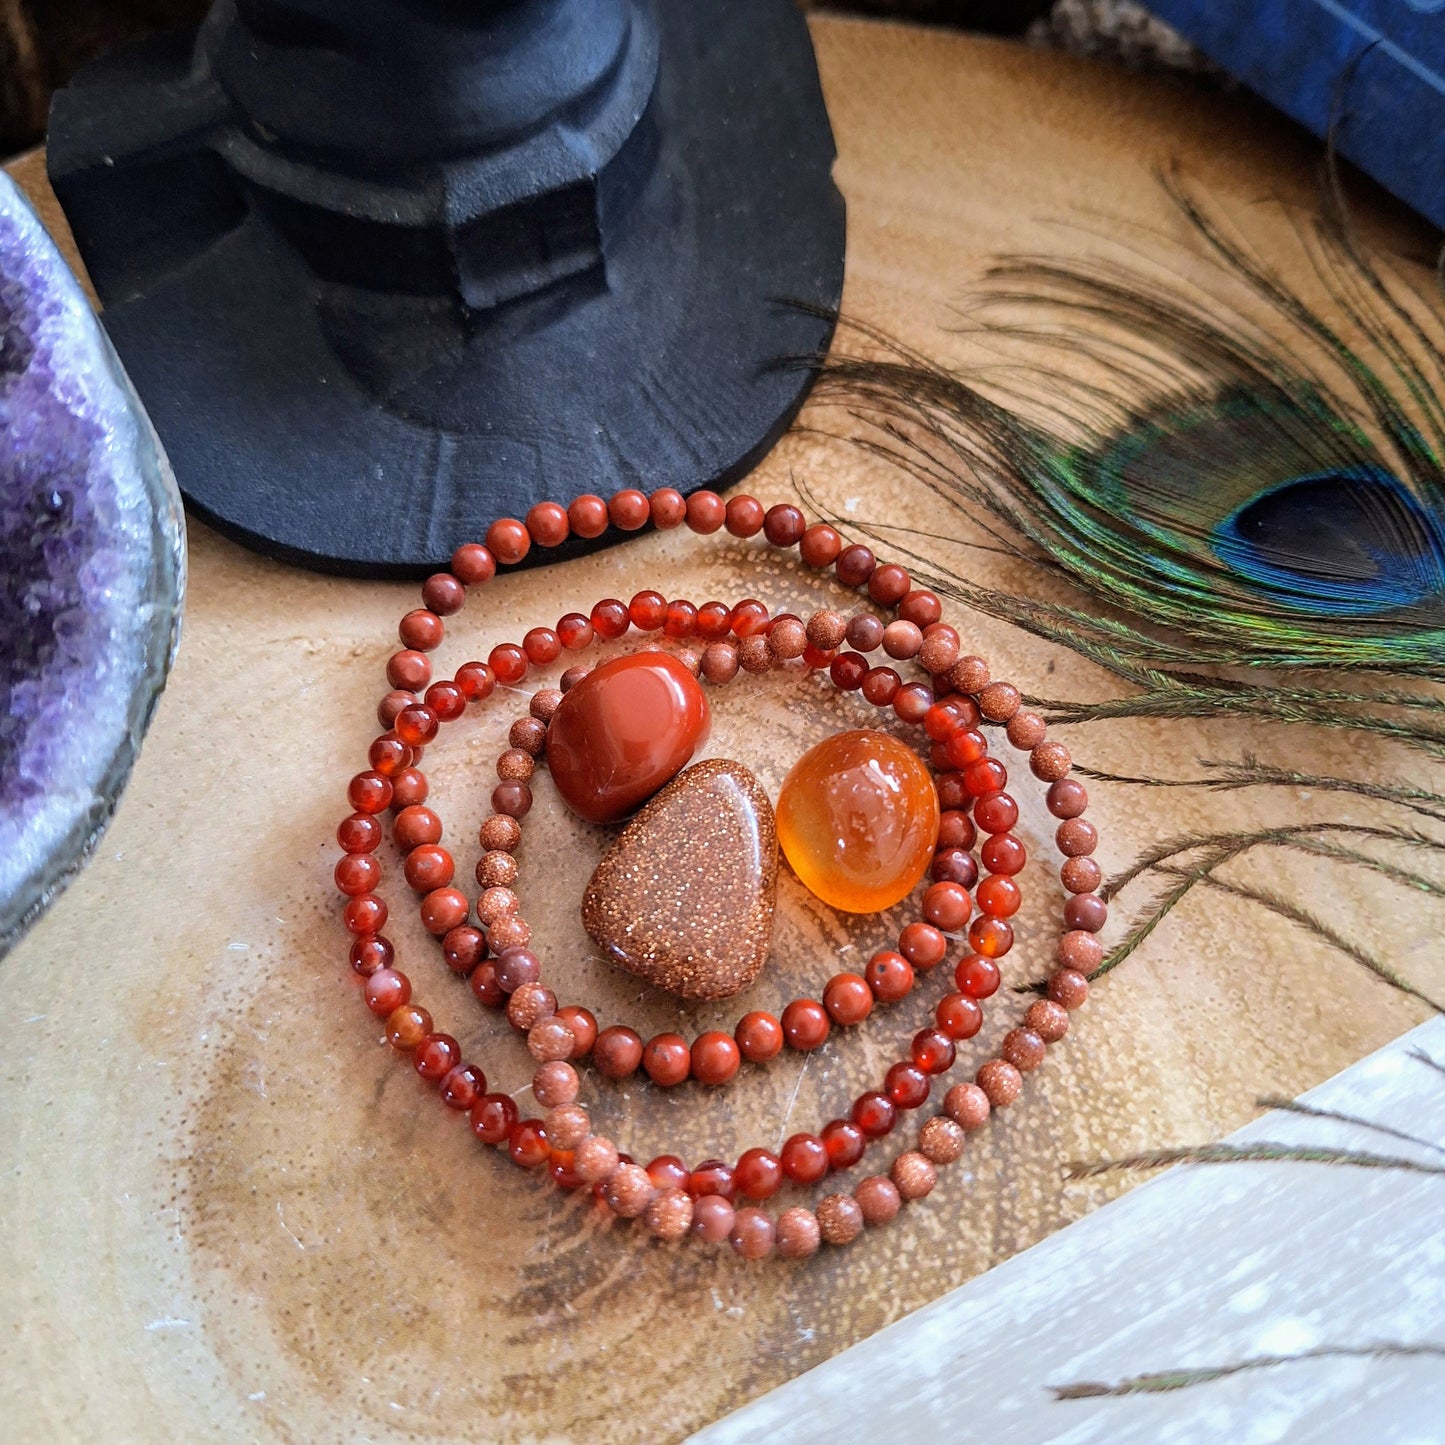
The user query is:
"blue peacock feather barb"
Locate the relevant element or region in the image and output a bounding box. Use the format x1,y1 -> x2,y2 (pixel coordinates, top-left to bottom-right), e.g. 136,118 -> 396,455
806,178 -> 1445,681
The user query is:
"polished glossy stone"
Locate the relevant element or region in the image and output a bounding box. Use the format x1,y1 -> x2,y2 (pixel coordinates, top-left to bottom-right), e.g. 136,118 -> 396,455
547,650 -> 709,823
582,759 -> 776,1000
776,729 -> 939,913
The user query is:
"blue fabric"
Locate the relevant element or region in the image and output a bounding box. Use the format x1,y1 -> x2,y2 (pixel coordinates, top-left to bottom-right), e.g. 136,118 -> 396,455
1148,0 -> 1445,230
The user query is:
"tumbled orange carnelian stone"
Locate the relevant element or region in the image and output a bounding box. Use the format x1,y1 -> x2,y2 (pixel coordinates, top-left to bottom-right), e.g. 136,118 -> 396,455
776,729 -> 940,912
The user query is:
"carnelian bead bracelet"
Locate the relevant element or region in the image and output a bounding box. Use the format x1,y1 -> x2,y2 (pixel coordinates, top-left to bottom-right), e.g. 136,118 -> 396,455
336,488 -> 1104,1259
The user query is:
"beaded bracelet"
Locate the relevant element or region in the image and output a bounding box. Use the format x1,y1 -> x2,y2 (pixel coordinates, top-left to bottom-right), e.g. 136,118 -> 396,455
347,597 -> 1014,1189
333,488 -> 1105,1258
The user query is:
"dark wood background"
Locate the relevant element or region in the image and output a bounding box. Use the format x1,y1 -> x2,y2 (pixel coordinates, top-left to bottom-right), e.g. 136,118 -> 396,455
0,1 -> 1061,158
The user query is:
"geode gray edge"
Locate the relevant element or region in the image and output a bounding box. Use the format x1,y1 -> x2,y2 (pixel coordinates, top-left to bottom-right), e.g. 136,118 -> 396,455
0,173 -> 185,958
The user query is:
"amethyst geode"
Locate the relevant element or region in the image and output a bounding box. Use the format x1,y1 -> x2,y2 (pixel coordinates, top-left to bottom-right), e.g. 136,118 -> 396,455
0,174 -> 184,956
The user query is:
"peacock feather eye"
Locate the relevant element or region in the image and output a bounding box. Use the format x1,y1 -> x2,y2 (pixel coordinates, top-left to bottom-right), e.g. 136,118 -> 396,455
1217,468 -> 1445,616
809,180 -> 1445,675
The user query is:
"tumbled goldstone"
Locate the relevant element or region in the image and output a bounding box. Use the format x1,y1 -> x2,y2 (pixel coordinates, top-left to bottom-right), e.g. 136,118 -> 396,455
582,760 -> 776,1000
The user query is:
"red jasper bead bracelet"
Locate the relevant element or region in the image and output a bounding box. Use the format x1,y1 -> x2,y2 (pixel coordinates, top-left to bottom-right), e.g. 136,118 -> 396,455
334,487 -> 1104,1259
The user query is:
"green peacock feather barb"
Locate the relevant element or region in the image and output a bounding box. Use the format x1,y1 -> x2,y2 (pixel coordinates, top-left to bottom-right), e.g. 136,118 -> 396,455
798,176 -> 1445,1015
802,175 -> 1445,683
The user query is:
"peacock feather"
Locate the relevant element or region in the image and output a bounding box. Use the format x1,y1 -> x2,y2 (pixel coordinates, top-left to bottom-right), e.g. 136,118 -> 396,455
806,177 -> 1445,683
797,175 -> 1445,1016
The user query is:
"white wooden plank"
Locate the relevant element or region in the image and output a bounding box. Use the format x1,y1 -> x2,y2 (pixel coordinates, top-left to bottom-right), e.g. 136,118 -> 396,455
696,1017 -> 1445,1444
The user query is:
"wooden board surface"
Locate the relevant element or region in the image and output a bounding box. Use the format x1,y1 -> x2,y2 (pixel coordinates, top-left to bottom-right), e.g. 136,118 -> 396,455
701,1015 -> 1445,1444
4,18 -> 1442,1443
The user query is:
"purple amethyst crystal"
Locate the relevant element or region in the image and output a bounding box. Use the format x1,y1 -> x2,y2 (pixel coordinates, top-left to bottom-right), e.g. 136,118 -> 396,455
0,173 -> 184,955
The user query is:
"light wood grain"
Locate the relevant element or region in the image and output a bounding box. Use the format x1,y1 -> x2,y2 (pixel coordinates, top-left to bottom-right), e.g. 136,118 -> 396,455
3,19 -> 1442,1443
699,1015 -> 1445,1444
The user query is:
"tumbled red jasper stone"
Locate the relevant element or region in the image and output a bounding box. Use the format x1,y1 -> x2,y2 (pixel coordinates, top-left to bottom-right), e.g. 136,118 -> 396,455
546,652 -> 711,823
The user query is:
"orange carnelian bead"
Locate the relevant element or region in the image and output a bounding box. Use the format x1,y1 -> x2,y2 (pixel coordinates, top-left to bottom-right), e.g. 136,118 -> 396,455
629,590 -> 667,630
508,1119 -> 550,1168
729,599 -> 770,638
557,613 -> 593,650
970,915 -> 1014,958
776,730 -> 940,913
440,1063 -> 485,1110
348,770 -> 392,814
977,874 -> 1022,918
734,1148 -> 784,1199
523,628 -> 561,665
911,1027 -> 956,1074
488,644 -> 528,685
963,757 -> 1007,796
344,894 -> 386,935
424,681 -> 465,721
470,1093 -> 518,1144
822,1118 -> 866,1169
664,599 -> 698,638
974,791 -> 1020,834
944,728 -> 987,768
936,991 -> 983,1040
337,813 -> 382,853
689,1159 -> 736,1200
369,733 -> 411,777
885,1061 -> 930,1109
647,1155 -> 691,1191
852,1091 -> 896,1138
334,854 -> 380,896
449,662 -> 490,703
365,968 -> 409,1015
956,953 -> 1001,998
414,1032 -> 461,1081
386,1003 -> 432,1050
780,1133 -> 829,1184
982,832 -> 1027,875
696,600 -> 732,639
395,705 -> 438,747
590,598 -> 630,639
